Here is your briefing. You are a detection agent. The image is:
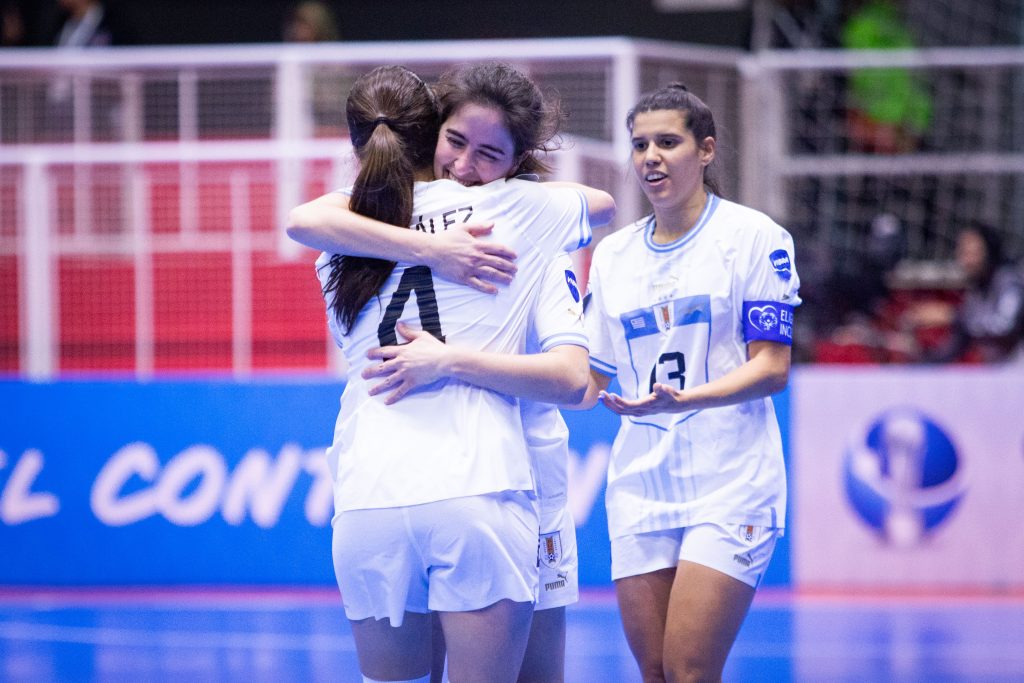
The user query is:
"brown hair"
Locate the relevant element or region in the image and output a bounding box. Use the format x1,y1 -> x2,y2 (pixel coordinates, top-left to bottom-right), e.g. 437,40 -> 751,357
435,62 -> 564,177
627,82 -> 722,197
320,65 -> 440,332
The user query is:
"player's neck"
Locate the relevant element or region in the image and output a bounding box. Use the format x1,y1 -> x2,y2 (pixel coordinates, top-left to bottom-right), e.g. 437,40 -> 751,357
651,190 -> 708,244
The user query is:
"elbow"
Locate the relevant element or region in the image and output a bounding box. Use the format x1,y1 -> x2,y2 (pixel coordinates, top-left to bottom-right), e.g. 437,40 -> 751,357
559,362 -> 591,406
765,368 -> 790,396
593,194 -> 616,227
285,207 -> 315,247
563,379 -> 588,406
285,208 -> 302,238
564,379 -> 600,410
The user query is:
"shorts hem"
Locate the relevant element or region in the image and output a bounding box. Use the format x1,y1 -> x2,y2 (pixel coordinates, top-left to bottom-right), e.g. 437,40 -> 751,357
535,591 -> 580,610
342,604 -> 430,626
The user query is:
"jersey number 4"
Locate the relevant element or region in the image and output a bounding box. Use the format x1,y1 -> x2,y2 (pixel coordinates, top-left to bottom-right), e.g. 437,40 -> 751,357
377,266 -> 446,346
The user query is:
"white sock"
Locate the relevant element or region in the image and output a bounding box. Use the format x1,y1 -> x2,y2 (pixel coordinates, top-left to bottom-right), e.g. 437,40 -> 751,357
361,674 -> 430,683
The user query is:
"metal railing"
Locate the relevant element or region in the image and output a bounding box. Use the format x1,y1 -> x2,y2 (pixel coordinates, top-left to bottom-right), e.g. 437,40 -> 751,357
2,39 -> 1021,377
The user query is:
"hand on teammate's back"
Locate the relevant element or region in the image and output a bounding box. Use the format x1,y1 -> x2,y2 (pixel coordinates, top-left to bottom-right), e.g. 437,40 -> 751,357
363,322 -> 449,404
428,222 -> 517,294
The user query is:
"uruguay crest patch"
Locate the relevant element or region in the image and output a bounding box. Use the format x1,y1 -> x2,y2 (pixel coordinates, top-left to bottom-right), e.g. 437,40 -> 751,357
540,531 -> 563,568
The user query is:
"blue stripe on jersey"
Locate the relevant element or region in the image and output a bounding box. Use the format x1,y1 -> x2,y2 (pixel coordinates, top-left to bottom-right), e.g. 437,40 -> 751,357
642,194 -> 720,253
619,295 -> 712,341
575,191 -> 593,250
539,332 -> 588,352
590,357 -> 616,376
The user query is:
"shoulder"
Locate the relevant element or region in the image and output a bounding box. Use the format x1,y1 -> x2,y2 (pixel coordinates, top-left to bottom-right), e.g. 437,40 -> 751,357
710,198 -> 795,253
413,178 -> 469,198
416,177 -> 541,205
597,217 -> 648,251
410,179 -> 477,213
500,177 -> 576,204
712,198 -> 785,235
591,217 -> 648,267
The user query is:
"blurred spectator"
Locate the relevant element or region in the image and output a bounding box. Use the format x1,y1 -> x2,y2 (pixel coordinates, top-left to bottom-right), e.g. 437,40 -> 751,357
49,0 -> 132,48
282,1 -> 339,43
283,1 -> 346,135
912,223 -> 1024,363
841,0 -> 933,153
1,0 -> 27,46
43,0 -> 135,141
811,212 -> 919,363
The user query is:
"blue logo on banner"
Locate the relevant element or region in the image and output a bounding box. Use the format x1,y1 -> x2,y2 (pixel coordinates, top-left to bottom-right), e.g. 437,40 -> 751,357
769,249 -> 791,281
564,270 -> 581,303
843,408 -> 964,547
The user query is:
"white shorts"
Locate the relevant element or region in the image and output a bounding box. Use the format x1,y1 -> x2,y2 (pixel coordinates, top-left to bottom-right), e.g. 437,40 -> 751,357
610,522 -> 781,588
332,490 -> 539,626
536,501 -> 579,610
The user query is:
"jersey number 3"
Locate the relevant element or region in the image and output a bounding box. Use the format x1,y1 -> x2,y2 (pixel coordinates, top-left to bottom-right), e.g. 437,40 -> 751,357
649,351 -> 685,393
377,266 -> 446,346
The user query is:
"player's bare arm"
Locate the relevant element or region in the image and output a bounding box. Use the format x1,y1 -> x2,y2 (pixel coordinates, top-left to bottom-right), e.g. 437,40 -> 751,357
364,322 -> 589,405
600,341 -> 791,416
543,182 -> 616,227
286,192 -> 518,294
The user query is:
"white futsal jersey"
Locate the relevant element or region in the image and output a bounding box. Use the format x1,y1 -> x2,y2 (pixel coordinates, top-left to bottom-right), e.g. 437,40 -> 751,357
585,195 -> 801,539
522,253 -> 587,510
318,178 -> 592,512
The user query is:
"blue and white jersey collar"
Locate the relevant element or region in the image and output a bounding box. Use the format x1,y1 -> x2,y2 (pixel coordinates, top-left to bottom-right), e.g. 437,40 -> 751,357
643,193 -> 720,253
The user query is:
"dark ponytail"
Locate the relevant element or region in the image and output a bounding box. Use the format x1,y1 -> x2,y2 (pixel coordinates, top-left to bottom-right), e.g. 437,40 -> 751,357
320,65 -> 440,332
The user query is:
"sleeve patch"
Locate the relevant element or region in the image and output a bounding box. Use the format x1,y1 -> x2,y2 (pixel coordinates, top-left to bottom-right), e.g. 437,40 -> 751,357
743,301 -> 794,344
564,269 -> 581,303
769,249 -> 792,281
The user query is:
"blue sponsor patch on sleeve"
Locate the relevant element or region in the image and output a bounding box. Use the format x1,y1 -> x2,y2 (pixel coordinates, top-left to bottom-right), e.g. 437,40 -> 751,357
743,301 -> 794,344
565,269 -> 581,303
769,249 -> 792,281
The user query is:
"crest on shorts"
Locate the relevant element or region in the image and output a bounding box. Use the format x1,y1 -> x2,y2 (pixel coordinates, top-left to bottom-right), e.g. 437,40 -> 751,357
539,531 -> 562,568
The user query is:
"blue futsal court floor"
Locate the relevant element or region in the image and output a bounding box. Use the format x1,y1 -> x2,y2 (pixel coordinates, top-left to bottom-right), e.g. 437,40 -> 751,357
1,589 -> 1021,682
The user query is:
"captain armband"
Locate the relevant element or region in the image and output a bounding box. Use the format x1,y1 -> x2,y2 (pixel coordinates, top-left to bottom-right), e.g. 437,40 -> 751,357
742,301 -> 794,345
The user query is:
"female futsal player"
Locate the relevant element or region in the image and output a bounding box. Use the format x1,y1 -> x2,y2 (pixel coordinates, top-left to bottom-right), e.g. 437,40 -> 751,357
358,62 -> 595,683
288,65 -> 612,683
289,62 -> 609,681
579,84 -> 801,682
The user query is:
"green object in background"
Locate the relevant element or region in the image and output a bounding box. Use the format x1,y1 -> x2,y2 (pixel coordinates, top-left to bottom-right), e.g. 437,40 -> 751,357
842,0 -> 933,134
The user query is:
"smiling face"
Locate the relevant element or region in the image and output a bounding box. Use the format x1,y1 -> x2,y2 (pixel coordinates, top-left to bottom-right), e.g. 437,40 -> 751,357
434,102 -> 519,186
630,109 -> 714,217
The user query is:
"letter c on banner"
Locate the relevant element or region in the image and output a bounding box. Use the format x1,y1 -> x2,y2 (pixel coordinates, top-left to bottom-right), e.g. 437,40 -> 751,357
157,445 -> 226,526
91,443 -> 228,527
91,442 -> 161,526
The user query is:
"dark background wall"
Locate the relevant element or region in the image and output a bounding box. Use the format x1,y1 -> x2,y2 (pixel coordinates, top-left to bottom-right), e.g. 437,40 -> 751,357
10,0 -> 752,48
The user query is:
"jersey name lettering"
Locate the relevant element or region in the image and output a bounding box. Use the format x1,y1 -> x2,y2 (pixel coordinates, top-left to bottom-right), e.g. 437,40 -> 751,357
413,206 -> 474,234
